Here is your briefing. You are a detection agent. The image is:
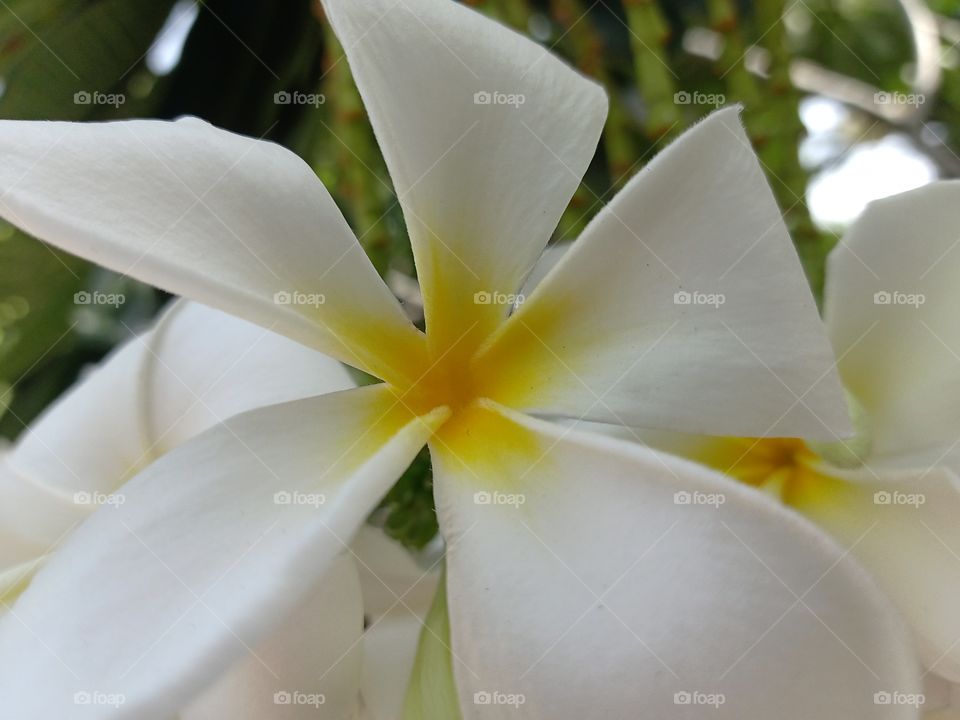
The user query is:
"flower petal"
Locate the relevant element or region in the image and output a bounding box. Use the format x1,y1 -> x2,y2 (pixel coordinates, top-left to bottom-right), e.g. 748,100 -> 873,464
477,107 -> 849,441
353,527 -> 440,719
0,118 -> 426,384
431,402 -> 919,718
0,455 -> 52,598
6,336 -> 145,498
0,385 -> 447,719
824,181 -> 960,467
924,675 -> 960,719
320,0 -> 607,355
790,465 -> 960,682
141,300 -> 356,455
181,553 -> 365,720
362,611 -> 428,720
353,525 -> 439,618
0,449 -> 87,575
7,300 -> 354,497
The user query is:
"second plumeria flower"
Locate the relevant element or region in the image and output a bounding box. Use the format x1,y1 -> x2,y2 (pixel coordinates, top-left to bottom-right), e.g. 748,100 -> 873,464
650,181 -> 960,704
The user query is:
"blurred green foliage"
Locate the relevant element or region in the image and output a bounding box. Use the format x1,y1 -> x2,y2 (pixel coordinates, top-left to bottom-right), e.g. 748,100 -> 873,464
1,0 -> 958,547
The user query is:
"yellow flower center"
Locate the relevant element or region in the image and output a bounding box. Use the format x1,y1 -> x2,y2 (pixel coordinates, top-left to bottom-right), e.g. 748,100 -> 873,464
383,273 -> 546,474
699,437 -> 834,505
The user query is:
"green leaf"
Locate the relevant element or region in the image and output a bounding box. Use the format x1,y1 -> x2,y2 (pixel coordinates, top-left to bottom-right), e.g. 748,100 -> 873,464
376,448 -> 440,550
0,0 -> 177,120
0,227 -> 89,437
0,0 -> 74,48
0,227 -> 87,384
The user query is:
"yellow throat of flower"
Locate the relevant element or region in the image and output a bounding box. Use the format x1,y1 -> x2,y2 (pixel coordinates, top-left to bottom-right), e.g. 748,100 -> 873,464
706,437 -> 827,505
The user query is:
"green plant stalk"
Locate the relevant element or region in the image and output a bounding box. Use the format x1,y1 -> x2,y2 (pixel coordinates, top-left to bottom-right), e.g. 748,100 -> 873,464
709,0 -> 762,110
550,0 -> 638,241
402,568 -> 462,720
623,0 -> 680,140
755,0 -> 830,301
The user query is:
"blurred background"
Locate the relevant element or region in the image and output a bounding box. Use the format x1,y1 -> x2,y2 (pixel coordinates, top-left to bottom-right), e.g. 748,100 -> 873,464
0,0 -> 957,544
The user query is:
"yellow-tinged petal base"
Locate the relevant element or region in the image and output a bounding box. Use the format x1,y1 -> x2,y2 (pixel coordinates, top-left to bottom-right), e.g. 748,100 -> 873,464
693,436 -> 843,506
430,401 -> 545,492
370,256 -> 573,489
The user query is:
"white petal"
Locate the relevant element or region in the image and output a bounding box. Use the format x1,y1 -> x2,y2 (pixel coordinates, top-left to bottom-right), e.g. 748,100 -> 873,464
320,0 -> 607,354
0,385 -> 447,719
0,118 -> 426,384
4,301 -> 354,551
352,526 -> 439,618
353,527 -> 440,719
477,108 -> 849,441
790,465 -> 960,682
361,612 -> 425,720
141,301 -> 355,454
431,402 -> 919,719
0,447 -> 90,574
181,553 -> 365,720
0,557 -> 43,606
7,337 -> 146,497
824,181 -> 960,467
924,675 -> 960,719
518,242 -> 572,299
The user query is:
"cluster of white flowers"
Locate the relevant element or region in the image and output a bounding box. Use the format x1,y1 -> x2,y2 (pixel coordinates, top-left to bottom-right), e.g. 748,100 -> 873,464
0,0 -> 957,718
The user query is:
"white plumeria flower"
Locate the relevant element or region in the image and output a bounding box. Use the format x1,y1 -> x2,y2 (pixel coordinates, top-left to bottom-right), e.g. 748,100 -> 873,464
0,0 -> 924,717
632,181 -> 960,716
0,301 -> 380,718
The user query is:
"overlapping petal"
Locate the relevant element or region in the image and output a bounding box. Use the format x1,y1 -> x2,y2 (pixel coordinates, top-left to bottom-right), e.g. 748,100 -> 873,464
430,402 -> 919,719
824,181 -> 960,469
0,118 -> 426,385
320,0 -> 608,356
925,675 -> 960,719
790,466 -> 960,683
7,300 -> 354,498
362,613 -> 425,720
0,300 -> 356,605
476,108 -> 850,441
0,385 -> 447,719
352,528 -> 440,719
181,554 -> 364,720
